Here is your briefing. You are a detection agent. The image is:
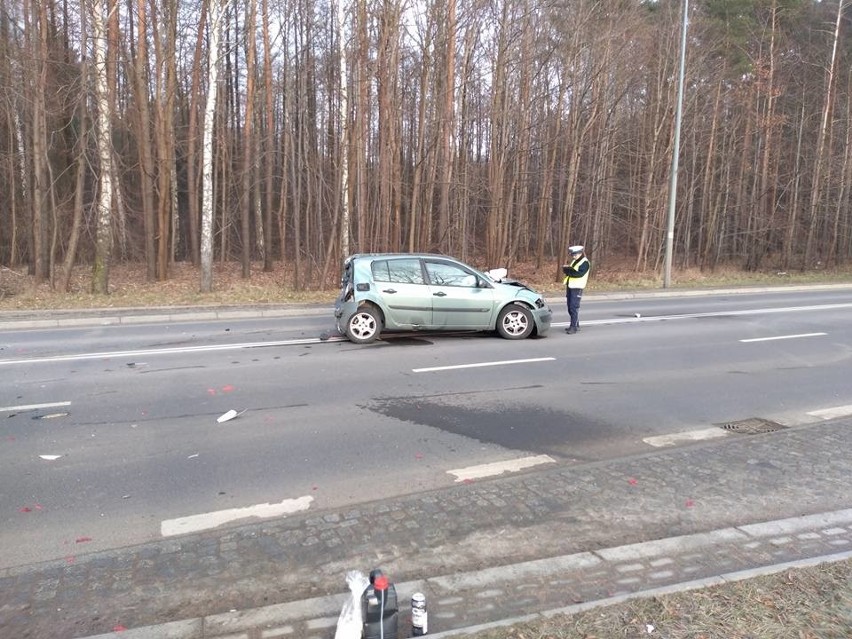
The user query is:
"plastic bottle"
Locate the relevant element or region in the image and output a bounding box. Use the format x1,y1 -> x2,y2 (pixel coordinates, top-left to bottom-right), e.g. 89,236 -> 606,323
361,569 -> 398,639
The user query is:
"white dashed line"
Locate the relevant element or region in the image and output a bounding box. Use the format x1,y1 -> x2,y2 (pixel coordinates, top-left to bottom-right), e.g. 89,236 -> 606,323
740,333 -> 827,343
643,427 -> 729,448
447,455 -> 556,482
160,496 -> 314,537
807,404 -> 852,420
413,357 -> 555,373
0,401 -> 72,412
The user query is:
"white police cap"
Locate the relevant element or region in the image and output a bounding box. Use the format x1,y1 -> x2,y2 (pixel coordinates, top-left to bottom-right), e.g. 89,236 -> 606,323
568,245 -> 584,253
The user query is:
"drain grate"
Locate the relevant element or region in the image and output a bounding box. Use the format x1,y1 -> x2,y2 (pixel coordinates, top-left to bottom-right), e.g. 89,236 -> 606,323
718,417 -> 787,435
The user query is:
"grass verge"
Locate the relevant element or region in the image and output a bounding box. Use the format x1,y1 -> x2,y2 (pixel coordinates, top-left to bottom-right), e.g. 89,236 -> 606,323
465,559 -> 852,639
2,261 -> 852,311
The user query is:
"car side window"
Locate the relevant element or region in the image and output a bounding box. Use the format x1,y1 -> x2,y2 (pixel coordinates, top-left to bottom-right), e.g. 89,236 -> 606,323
372,259 -> 425,284
425,261 -> 477,287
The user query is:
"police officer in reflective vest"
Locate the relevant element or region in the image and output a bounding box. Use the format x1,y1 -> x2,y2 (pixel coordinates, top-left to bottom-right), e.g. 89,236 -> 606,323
562,245 -> 590,334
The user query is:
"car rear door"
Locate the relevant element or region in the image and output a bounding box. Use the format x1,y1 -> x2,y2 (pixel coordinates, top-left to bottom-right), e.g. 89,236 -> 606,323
370,258 -> 433,328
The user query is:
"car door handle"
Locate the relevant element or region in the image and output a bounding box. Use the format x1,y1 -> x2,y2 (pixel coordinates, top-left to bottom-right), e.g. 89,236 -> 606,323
382,288 -> 397,294
433,291 -> 447,297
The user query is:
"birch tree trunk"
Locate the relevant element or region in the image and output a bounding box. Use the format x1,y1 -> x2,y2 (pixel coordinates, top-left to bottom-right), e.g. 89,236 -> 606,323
91,0 -> 114,294
200,0 -> 224,293
804,0 -> 845,265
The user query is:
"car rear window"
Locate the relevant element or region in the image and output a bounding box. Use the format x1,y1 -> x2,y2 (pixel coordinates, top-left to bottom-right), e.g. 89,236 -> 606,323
372,258 -> 425,284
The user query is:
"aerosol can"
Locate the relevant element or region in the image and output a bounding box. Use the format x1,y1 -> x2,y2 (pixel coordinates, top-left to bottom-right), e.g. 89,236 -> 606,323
411,592 -> 428,635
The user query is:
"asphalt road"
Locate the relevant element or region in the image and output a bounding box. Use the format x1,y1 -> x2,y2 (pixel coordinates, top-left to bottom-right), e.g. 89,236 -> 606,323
2,287 -> 851,570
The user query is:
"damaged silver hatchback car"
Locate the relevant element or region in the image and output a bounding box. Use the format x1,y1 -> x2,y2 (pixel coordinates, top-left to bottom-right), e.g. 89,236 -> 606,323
334,253 -> 552,344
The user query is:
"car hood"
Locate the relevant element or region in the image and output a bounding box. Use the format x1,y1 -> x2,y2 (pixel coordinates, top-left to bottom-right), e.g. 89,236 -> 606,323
485,268 -> 539,295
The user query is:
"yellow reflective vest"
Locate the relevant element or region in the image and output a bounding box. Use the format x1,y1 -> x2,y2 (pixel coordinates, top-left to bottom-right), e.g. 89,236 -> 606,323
562,256 -> 590,288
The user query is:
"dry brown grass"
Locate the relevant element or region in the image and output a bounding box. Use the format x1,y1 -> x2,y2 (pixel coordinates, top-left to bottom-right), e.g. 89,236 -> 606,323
2,260 -> 852,311
0,262 -> 334,310
467,559 -> 852,639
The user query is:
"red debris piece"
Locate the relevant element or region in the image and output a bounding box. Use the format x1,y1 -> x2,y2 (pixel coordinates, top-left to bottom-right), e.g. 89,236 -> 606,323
207,388 -> 217,396
65,556 -> 76,564
628,478 -> 638,486
113,624 -> 127,632
19,506 -> 32,513
221,385 -> 235,393
76,536 -> 93,543
685,499 -> 695,508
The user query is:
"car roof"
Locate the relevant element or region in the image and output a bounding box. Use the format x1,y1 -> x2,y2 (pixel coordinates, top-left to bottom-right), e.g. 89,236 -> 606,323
347,252 -> 453,260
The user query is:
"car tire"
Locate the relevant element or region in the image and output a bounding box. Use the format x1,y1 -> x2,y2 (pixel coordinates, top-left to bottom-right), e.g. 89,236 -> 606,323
344,306 -> 382,344
496,304 -> 534,340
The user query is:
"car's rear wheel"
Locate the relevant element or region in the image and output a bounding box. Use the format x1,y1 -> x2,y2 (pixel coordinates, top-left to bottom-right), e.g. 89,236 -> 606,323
344,306 -> 382,344
497,304 -> 534,339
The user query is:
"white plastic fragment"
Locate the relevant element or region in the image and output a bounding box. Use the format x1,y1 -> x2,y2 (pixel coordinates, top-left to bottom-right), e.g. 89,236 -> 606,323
217,409 -> 238,423
646,624 -> 655,634
187,453 -> 199,459
39,454 -> 63,461
335,570 -> 369,639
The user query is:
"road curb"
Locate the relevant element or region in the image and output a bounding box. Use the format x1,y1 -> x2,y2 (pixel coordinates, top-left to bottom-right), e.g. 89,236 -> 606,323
3,282 -> 852,330
423,550 -> 852,639
77,509 -> 852,639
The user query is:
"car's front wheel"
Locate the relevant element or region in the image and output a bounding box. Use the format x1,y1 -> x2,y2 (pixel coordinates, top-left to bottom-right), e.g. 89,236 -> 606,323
496,304 -> 534,339
344,306 -> 382,344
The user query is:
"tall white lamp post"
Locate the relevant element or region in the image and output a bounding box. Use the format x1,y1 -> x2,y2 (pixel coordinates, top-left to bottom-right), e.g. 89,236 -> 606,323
664,0 -> 689,288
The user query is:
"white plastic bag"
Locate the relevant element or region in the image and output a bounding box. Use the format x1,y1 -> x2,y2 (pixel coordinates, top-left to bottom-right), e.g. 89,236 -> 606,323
334,570 -> 369,639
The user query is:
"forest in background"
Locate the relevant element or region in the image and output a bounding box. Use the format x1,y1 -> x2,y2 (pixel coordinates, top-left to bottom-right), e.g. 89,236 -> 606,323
2,0 -> 852,293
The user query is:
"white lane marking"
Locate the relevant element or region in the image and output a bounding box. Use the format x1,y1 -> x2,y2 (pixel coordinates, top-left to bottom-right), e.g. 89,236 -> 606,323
807,404 -> 852,420
643,427 -> 729,448
447,454 -> 556,482
413,357 -> 555,373
0,401 -> 72,412
569,302 -> 852,328
740,333 -> 827,343
0,339 -> 322,366
160,495 -> 314,537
